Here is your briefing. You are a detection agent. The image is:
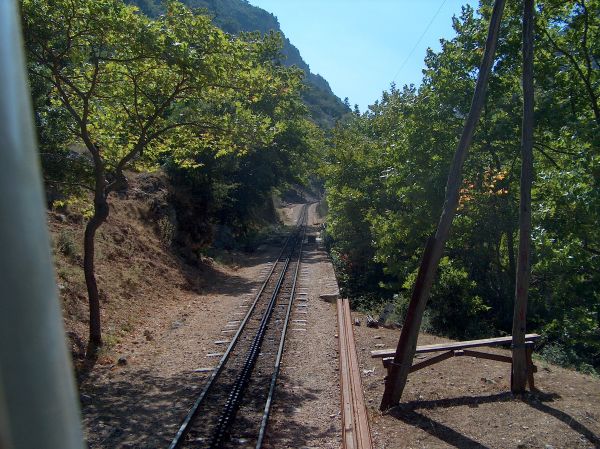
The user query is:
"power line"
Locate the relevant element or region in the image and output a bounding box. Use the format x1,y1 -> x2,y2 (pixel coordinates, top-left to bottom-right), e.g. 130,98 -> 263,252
392,0 -> 448,83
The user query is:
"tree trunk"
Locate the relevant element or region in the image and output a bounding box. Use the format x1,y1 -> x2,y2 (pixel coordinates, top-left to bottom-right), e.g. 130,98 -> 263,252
83,143 -> 110,358
512,0 -> 535,394
80,137 -> 135,359
84,195 -> 109,356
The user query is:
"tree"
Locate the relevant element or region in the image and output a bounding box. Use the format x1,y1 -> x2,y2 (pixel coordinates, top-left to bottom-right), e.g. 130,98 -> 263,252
23,0 -> 303,354
539,0 -> 600,128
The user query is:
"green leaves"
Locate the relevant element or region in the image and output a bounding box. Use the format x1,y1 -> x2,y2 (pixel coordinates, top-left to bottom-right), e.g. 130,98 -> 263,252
23,0 -> 309,190
324,0 -> 599,372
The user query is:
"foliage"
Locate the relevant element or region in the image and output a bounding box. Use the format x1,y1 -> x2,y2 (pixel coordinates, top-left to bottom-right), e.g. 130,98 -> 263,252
324,0 -> 599,372
22,0 -> 320,350
23,0 -> 298,186
55,230 -> 79,260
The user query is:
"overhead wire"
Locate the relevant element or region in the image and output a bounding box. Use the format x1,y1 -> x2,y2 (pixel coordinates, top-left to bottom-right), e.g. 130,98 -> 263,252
391,0 -> 449,83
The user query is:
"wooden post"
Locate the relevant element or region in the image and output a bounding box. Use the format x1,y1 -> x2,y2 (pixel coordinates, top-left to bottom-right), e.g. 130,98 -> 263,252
380,0 -> 506,411
0,1 -> 85,448
512,0 -> 535,394
526,345 -> 536,390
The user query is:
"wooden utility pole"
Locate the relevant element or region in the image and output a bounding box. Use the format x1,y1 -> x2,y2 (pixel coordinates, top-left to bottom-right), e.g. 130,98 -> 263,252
512,0 -> 535,394
380,0 -> 506,411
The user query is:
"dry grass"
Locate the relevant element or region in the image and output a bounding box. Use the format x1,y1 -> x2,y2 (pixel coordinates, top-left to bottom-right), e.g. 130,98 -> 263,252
48,173 -> 195,366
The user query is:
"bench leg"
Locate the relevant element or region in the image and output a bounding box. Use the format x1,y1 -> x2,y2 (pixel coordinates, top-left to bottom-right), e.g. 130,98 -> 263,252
526,346 -> 535,391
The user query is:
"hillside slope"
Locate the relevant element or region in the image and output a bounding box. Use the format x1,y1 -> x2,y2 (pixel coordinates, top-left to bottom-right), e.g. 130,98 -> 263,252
127,0 -> 350,127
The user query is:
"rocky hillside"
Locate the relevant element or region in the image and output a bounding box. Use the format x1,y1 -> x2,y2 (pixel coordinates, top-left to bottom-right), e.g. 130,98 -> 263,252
127,0 -> 350,128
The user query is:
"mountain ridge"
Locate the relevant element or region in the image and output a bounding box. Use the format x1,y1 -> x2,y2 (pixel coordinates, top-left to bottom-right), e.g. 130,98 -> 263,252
128,0 -> 350,127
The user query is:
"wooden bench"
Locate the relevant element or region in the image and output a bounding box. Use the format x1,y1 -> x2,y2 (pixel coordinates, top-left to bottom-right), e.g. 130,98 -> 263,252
371,333 -> 541,390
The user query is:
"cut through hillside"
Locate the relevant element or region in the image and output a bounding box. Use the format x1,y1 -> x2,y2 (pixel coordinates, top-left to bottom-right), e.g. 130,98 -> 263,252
50,172 -> 200,368
49,173 -> 599,449
53,181 -> 341,447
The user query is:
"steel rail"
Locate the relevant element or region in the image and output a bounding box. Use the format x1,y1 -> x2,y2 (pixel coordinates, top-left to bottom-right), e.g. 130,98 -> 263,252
209,214 -> 307,448
255,206 -> 307,448
169,225 -> 295,448
168,205 -> 307,449
338,297 -> 373,449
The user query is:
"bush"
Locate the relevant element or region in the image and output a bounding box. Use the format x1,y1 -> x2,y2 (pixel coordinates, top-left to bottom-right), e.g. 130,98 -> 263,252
55,230 -> 78,259
400,257 -> 492,339
539,343 -> 598,376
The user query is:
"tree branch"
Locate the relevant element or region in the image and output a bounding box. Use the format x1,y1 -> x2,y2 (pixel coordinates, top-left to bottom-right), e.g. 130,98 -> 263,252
534,141 -> 580,156
533,144 -> 561,169
542,27 -> 600,126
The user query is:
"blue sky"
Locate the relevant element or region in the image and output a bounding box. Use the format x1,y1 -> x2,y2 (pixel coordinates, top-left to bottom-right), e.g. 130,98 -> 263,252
247,0 -> 479,111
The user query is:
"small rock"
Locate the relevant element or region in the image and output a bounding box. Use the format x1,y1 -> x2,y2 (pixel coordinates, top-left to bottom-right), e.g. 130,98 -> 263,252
319,292 -> 339,302
143,330 -> 154,341
374,335 -> 382,340
117,356 -> 128,366
366,315 -> 379,328
354,318 -> 361,326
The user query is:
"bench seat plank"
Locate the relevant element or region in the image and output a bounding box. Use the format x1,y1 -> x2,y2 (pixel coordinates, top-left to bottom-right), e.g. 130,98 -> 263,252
371,333 -> 540,358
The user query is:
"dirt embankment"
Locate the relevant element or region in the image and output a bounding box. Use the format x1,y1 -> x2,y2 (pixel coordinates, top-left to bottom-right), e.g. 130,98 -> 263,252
50,172 -> 200,367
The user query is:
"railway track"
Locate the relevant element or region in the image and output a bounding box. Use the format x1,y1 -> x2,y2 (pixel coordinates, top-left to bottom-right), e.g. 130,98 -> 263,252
169,205 -> 308,449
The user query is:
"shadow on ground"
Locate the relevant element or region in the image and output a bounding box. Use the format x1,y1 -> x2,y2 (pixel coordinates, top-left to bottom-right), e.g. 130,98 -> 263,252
81,369 -> 335,449
81,368 -> 200,448
182,246 -> 281,297
388,390 -> 600,449
259,373 -> 339,448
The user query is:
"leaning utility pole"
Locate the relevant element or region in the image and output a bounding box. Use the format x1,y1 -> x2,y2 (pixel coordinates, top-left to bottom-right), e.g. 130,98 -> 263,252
380,0 -> 506,411
511,0 -> 535,394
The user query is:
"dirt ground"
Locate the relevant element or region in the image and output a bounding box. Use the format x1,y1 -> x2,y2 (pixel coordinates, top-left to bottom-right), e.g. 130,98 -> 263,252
353,322 -> 600,449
